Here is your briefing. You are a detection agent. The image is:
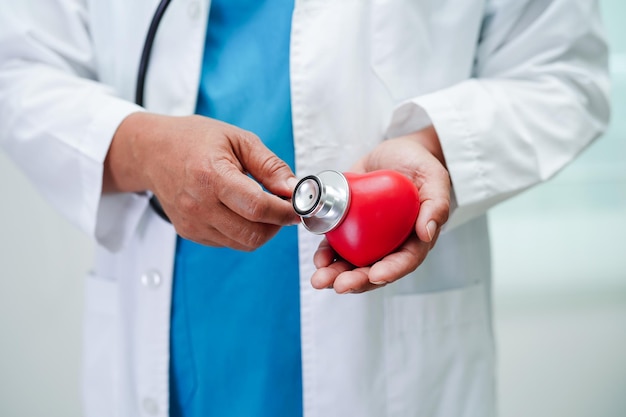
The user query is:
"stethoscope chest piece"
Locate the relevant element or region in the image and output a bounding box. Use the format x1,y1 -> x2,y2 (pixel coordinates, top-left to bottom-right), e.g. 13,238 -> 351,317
292,170 -> 350,234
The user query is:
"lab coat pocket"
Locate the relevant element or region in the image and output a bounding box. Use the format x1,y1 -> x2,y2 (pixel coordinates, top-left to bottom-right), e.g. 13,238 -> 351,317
370,0 -> 429,101
384,283 -> 495,417
82,272 -> 119,417
369,0 -> 482,101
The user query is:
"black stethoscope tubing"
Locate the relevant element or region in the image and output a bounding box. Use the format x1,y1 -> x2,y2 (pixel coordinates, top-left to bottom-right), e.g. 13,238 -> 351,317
135,0 -> 173,223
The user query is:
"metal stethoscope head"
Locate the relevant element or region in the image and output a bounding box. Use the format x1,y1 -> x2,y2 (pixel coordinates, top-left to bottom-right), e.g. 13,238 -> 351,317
292,170 -> 351,235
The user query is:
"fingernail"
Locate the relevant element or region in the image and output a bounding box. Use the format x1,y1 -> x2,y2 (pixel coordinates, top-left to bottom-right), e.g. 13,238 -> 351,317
371,280 -> 387,285
426,220 -> 438,242
287,177 -> 299,191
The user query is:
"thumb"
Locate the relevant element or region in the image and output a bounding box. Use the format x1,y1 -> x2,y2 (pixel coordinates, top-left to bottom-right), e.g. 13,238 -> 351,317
234,133 -> 298,198
415,160 -> 451,243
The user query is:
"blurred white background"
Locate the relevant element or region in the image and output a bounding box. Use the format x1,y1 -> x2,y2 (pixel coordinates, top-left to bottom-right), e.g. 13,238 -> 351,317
490,0 -> 626,414
1,1 -> 624,416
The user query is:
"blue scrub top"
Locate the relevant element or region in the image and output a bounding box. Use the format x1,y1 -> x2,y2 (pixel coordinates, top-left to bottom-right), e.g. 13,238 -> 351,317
169,1 -> 302,417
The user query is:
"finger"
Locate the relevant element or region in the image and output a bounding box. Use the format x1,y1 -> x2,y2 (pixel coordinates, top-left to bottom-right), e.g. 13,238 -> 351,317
313,238 -> 336,268
332,268 -> 376,294
217,166 -> 299,226
231,132 -> 298,197
167,185 -> 287,249
192,230 -> 254,252
310,260 -> 353,290
415,160 -> 451,243
312,262 -> 383,294
209,202 -> 284,250
174,216 -> 257,251
348,156 -> 368,174
367,235 -> 429,285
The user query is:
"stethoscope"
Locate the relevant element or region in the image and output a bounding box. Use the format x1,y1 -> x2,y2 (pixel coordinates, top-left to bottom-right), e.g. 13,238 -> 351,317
136,0 -> 172,223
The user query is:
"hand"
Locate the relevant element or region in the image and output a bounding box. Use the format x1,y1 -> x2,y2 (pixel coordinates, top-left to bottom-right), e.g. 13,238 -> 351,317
310,125 -> 451,293
104,112 -> 299,250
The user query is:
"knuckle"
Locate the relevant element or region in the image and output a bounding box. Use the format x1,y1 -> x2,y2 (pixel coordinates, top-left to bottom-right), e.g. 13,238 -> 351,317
243,232 -> 264,250
436,193 -> 452,223
231,130 -> 260,152
259,154 -> 288,176
441,201 -> 451,223
178,193 -> 201,216
241,228 -> 270,250
244,192 -> 269,221
436,197 -> 451,218
191,166 -> 212,190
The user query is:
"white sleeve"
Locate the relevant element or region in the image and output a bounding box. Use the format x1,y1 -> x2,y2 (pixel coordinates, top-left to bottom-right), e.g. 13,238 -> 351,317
0,1 -> 149,251
386,0 -> 611,230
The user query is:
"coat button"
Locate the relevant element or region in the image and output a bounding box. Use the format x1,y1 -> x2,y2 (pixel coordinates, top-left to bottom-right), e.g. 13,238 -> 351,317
141,270 -> 162,288
142,397 -> 159,415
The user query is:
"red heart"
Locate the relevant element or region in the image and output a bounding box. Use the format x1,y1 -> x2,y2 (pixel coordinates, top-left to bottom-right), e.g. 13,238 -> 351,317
326,170 -> 420,267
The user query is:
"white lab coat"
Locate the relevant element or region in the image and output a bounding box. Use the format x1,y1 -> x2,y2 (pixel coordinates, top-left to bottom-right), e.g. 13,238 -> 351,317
0,0 -> 610,416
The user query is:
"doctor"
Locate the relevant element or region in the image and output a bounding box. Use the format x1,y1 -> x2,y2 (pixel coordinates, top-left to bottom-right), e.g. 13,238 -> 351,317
0,0 -> 610,417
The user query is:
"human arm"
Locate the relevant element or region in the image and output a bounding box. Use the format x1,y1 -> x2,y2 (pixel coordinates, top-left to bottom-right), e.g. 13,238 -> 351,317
0,1 -> 148,250
105,112 -> 298,250
310,126 -> 450,293
0,2 -> 297,251
387,0 -> 610,230
312,0 -> 610,293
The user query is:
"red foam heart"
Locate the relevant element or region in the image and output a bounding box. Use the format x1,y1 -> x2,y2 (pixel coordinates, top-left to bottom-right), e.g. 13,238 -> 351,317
326,170 -> 420,267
